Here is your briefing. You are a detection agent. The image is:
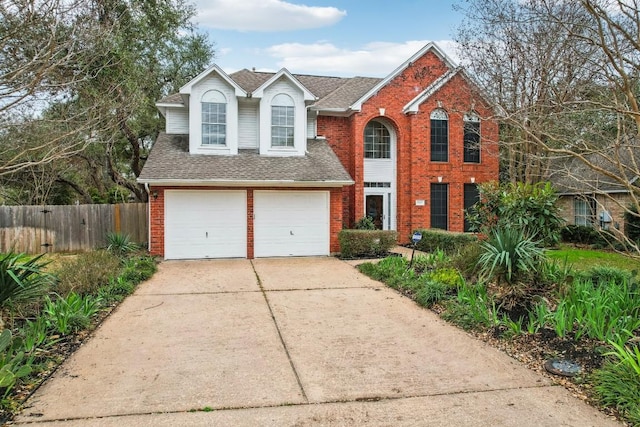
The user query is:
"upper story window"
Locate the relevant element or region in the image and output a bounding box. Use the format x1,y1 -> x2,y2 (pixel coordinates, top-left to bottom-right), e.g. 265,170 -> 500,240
271,93 -> 295,147
201,90 -> 226,145
364,121 -> 391,159
430,109 -> 448,162
464,113 -> 481,163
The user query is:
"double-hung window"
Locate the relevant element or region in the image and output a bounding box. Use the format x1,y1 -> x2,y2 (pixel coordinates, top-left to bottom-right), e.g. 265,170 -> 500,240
431,183 -> 449,230
463,113 -> 481,163
430,109 -> 448,162
271,94 -> 295,147
201,90 -> 226,146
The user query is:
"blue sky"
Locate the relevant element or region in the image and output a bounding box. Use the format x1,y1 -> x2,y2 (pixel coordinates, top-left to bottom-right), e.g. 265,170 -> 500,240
192,0 -> 463,77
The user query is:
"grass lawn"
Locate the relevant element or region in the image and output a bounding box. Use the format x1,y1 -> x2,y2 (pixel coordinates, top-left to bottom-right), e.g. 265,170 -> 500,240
547,244 -> 640,272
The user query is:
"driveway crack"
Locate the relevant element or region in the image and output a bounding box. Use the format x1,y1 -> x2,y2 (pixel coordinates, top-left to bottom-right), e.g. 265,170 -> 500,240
250,260 -> 309,403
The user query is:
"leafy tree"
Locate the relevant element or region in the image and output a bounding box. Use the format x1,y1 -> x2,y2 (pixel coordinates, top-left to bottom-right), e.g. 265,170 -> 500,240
466,181 -> 564,246
0,0 -> 214,203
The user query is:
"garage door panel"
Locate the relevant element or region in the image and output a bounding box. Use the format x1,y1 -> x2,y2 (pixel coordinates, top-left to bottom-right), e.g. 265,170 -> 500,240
165,190 -> 246,259
254,191 -> 329,257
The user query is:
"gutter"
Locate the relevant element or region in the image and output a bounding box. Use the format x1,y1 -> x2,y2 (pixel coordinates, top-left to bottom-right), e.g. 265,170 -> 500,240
136,178 -> 355,188
144,183 -> 151,252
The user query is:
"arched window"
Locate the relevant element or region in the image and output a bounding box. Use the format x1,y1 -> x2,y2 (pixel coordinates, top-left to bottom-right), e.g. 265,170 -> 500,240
201,90 -> 226,145
430,109 -> 448,162
364,121 -> 391,159
463,112 -> 481,163
271,93 -> 295,147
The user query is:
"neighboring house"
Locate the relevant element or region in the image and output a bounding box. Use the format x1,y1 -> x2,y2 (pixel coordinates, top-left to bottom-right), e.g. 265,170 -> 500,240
138,43 -> 499,259
550,146 -> 640,235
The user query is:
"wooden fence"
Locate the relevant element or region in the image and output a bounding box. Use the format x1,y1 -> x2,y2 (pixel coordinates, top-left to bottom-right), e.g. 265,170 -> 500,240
0,203 -> 148,254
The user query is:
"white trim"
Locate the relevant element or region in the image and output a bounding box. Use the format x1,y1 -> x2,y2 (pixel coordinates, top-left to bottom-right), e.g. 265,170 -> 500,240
350,42 -> 457,112
180,64 -> 246,98
403,68 -> 460,114
136,178 -> 354,187
253,68 -> 316,101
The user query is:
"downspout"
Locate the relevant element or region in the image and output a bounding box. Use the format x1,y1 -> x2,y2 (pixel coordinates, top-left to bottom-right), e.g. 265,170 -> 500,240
144,183 -> 151,252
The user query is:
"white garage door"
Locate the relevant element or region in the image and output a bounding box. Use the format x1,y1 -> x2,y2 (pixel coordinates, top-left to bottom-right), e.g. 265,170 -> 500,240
165,190 -> 246,259
254,191 -> 329,257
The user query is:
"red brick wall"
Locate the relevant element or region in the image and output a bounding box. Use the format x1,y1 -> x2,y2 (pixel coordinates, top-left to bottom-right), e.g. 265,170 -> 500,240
317,116 -> 354,228
318,50 -> 499,244
148,186 -> 343,258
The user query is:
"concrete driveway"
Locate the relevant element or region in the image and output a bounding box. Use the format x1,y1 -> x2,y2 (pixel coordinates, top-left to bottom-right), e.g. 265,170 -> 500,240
14,258 -> 621,426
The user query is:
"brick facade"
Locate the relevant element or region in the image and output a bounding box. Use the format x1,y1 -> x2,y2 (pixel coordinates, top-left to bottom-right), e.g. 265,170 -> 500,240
557,193 -> 631,236
148,186 -> 342,258
317,51 -> 499,243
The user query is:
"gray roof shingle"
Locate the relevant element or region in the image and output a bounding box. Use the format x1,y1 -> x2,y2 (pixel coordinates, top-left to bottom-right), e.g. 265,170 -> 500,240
138,133 -> 353,186
157,69 -> 381,110
549,145 -> 640,194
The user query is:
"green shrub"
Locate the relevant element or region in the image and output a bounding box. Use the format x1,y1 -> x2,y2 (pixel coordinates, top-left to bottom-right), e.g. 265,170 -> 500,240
120,256 -> 157,283
339,230 -> 398,258
466,181 -> 564,246
55,250 -> 121,296
354,216 -> 376,230
575,265 -> 633,288
0,253 -> 54,309
426,267 -> 464,288
560,225 -> 606,245
450,240 -> 484,279
592,342 -> 640,425
413,229 -> 478,254
624,204 -> 640,244
415,280 -> 450,307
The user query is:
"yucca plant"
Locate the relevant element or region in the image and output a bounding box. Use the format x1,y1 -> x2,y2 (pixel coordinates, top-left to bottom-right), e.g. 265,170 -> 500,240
106,232 -> 138,257
477,228 -> 545,285
0,252 -> 54,309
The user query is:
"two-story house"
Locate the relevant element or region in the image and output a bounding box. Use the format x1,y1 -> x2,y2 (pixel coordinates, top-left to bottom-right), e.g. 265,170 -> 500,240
138,43 -> 499,259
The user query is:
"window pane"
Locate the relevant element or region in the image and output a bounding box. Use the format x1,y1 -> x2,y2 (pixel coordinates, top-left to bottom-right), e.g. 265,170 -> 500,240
431,183 -> 448,230
431,119 -> 448,162
271,104 -> 294,147
364,121 -> 390,159
202,102 -> 226,145
464,183 -> 480,232
464,121 -> 480,163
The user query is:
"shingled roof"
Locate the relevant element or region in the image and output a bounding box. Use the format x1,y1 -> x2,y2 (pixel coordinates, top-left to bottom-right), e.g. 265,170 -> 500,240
549,145 -> 640,195
157,69 -> 381,111
138,133 -> 354,186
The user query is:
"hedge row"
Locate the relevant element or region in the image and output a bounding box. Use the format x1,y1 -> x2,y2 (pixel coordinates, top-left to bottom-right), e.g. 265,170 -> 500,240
338,230 -> 398,258
413,229 -> 478,254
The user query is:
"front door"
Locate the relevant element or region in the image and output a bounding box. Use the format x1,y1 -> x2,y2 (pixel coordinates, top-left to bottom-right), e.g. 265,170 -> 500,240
366,195 -> 384,229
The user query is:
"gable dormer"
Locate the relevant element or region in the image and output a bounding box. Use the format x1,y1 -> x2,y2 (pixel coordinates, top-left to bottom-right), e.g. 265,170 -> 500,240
180,64 -> 246,155
253,69 -> 316,157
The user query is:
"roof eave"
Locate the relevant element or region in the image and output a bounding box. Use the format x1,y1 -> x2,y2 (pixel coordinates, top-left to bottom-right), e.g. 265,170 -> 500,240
137,178 -> 355,188
253,68 -> 317,101
180,64 -> 247,97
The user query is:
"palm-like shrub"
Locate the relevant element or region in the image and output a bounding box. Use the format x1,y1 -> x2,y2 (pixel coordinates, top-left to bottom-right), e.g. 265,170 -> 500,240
478,228 -> 545,285
106,232 -> 138,257
0,253 -> 54,309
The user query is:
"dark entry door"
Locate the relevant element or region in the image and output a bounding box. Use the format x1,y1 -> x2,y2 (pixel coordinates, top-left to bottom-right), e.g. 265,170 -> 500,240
366,195 -> 384,229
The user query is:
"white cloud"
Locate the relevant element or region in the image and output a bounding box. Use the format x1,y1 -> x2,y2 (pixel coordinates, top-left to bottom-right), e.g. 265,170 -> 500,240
264,40 -> 461,77
194,0 -> 346,32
